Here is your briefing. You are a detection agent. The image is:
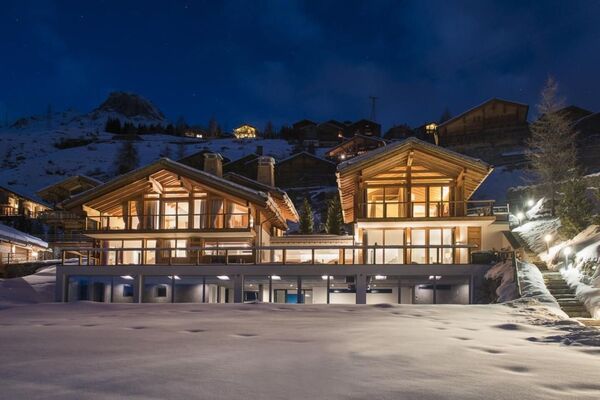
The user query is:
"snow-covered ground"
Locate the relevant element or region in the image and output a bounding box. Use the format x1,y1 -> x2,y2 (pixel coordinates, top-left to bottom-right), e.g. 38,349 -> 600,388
0,302 -> 598,400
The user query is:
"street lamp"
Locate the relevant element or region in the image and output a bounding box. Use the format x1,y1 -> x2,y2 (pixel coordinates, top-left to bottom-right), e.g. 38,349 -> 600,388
516,211 -> 525,225
527,199 -> 535,208
563,246 -> 572,267
544,234 -> 552,254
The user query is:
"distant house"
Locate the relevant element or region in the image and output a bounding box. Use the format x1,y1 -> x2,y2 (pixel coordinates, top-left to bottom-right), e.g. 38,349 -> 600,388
183,127 -> 208,139
315,120 -> 346,147
233,124 -> 258,139
414,122 -> 439,144
0,186 -> 50,219
347,119 -> 381,137
556,105 -> 593,123
37,175 -> 103,206
436,98 -> 529,147
223,153 -> 260,179
275,152 -> 337,188
384,124 -> 415,141
325,134 -> 386,162
573,111 -> 600,170
0,223 -> 48,266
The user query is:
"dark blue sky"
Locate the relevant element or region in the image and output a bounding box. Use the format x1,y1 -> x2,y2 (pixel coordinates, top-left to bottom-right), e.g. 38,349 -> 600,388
1,0 -> 600,131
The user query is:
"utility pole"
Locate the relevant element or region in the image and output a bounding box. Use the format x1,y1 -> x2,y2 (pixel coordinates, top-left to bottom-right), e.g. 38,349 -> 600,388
369,96 -> 378,121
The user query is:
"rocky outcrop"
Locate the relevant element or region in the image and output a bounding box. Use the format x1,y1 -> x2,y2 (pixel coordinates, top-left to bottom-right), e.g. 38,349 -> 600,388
92,92 -> 165,121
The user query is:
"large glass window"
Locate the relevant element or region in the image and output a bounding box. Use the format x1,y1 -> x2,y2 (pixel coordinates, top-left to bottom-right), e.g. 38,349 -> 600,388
193,199 -> 207,229
163,201 -> 189,229
410,229 -> 427,263
428,186 -> 450,217
366,186 -> 406,218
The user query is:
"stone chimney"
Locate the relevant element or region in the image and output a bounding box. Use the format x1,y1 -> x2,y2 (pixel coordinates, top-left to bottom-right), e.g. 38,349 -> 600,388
256,156 -> 275,187
203,153 -> 223,177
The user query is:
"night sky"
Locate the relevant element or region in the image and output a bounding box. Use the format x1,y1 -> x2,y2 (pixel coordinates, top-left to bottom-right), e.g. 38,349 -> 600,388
2,0 -> 600,131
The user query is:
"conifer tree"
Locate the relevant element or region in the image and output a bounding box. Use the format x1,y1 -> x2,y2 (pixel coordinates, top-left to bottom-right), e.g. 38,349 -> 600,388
557,176 -> 593,239
115,140 -> 139,175
527,77 -> 578,215
299,197 -> 314,234
325,195 -> 343,235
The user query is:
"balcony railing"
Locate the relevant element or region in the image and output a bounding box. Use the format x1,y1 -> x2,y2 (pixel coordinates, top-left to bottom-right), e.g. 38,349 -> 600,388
0,205 -> 40,218
359,200 -> 500,219
83,212 -> 251,231
60,244 -> 493,267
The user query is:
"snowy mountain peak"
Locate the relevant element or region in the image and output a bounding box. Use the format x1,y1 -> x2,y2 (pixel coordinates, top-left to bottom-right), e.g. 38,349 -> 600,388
91,92 -> 165,122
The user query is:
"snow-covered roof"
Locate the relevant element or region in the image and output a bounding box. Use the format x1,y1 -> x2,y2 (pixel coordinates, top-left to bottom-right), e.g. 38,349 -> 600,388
0,223 -> 48,249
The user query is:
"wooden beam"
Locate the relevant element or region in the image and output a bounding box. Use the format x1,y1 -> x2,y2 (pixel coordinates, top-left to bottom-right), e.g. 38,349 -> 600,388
178,175 -> 194,192
407,150 -> 414,167
148,177 -> 164,194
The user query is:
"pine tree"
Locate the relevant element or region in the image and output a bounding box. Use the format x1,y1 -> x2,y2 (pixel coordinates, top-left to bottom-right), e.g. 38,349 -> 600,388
115,140 -> 139,175
264,121 -> 275,139
325,195 -> 343,235
299,198 -> 314,234
527,77 -> 578,216
557,176 -> 593,239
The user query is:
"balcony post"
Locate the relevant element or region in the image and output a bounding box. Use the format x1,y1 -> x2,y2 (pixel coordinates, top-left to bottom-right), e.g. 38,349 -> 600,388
355,273 -> 367,304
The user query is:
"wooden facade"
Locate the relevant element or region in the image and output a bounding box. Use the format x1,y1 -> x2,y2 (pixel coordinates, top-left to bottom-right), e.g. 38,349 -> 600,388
325,134 -> 386,162
275,152 -> 337,188
437,98 -> 529,147
37,175 -> 103,206
0,186 -> 50,218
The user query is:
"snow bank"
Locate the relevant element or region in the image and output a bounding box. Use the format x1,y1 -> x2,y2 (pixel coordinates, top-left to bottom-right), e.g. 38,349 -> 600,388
515,261 -> 564,312
513,218 -> 560,254
0,223 -> 48,248
562,267 -> 600,319
485,260 -> 519,302
0,265 -> 56,304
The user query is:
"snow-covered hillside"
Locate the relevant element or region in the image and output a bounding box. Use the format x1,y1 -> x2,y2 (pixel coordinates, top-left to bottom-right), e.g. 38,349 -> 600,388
0,108 -> 297,200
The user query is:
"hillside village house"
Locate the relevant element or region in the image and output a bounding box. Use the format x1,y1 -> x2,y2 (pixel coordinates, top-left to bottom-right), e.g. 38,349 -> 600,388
0,222 -> 49,266
233,124 -> 257,139
55,137 -> 512,305
325,134 -> 386,162
0,186 -> 50,218
437,98 -> 529,148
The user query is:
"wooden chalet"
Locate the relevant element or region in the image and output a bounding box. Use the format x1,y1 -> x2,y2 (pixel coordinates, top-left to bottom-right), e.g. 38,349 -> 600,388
61,156 -> 297,265
275,152 -> 337,188
337,137 -> 493,223
0,185 -> 50,219
325,134 -> 386,162
233,124 -> 258,139
347,119 -> 381,137
178,151 -> 230,171
384,124 -> 415,141
37,175 -> 103,206
436,98 -> 529,147
0,222 -> 49,267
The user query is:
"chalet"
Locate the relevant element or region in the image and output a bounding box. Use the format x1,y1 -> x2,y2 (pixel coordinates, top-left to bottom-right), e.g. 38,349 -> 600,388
183,127 -> 208,139
556,105 -> 593,123
325,134 -> 386,162
233,124 -> 258,139
336,137 -> 511,303
414,122 -> 439,144
53,138 -> 512,305
573,111 -> 600,170
275,152 -> 337,188
384,124 -> 414,141
0,222 -> 48,267
347,119 -> 381,137
436,98 -> 529,148
37,175 -> 103,206
0,186 -> 50,219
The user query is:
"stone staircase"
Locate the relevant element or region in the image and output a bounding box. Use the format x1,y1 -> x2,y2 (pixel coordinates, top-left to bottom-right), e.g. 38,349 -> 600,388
543,272 -> 591,318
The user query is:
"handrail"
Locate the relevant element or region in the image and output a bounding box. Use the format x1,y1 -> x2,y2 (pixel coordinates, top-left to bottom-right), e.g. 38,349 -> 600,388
359,200 -> 498,218
84,212 -> 251,230
60,243 -> 479,267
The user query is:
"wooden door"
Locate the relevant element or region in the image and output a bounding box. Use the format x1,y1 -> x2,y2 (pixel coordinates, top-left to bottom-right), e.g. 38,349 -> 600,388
467,227 -> 482,262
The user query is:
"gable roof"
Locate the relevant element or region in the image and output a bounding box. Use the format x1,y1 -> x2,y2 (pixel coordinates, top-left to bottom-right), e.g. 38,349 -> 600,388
0,222 -> 48,249
438,98 -> 529,128
61,158 -> 292,229
224,172 -> 299,223
36,175 -> 103,198
336,137 -> 493,222
325,134 -> 386,157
